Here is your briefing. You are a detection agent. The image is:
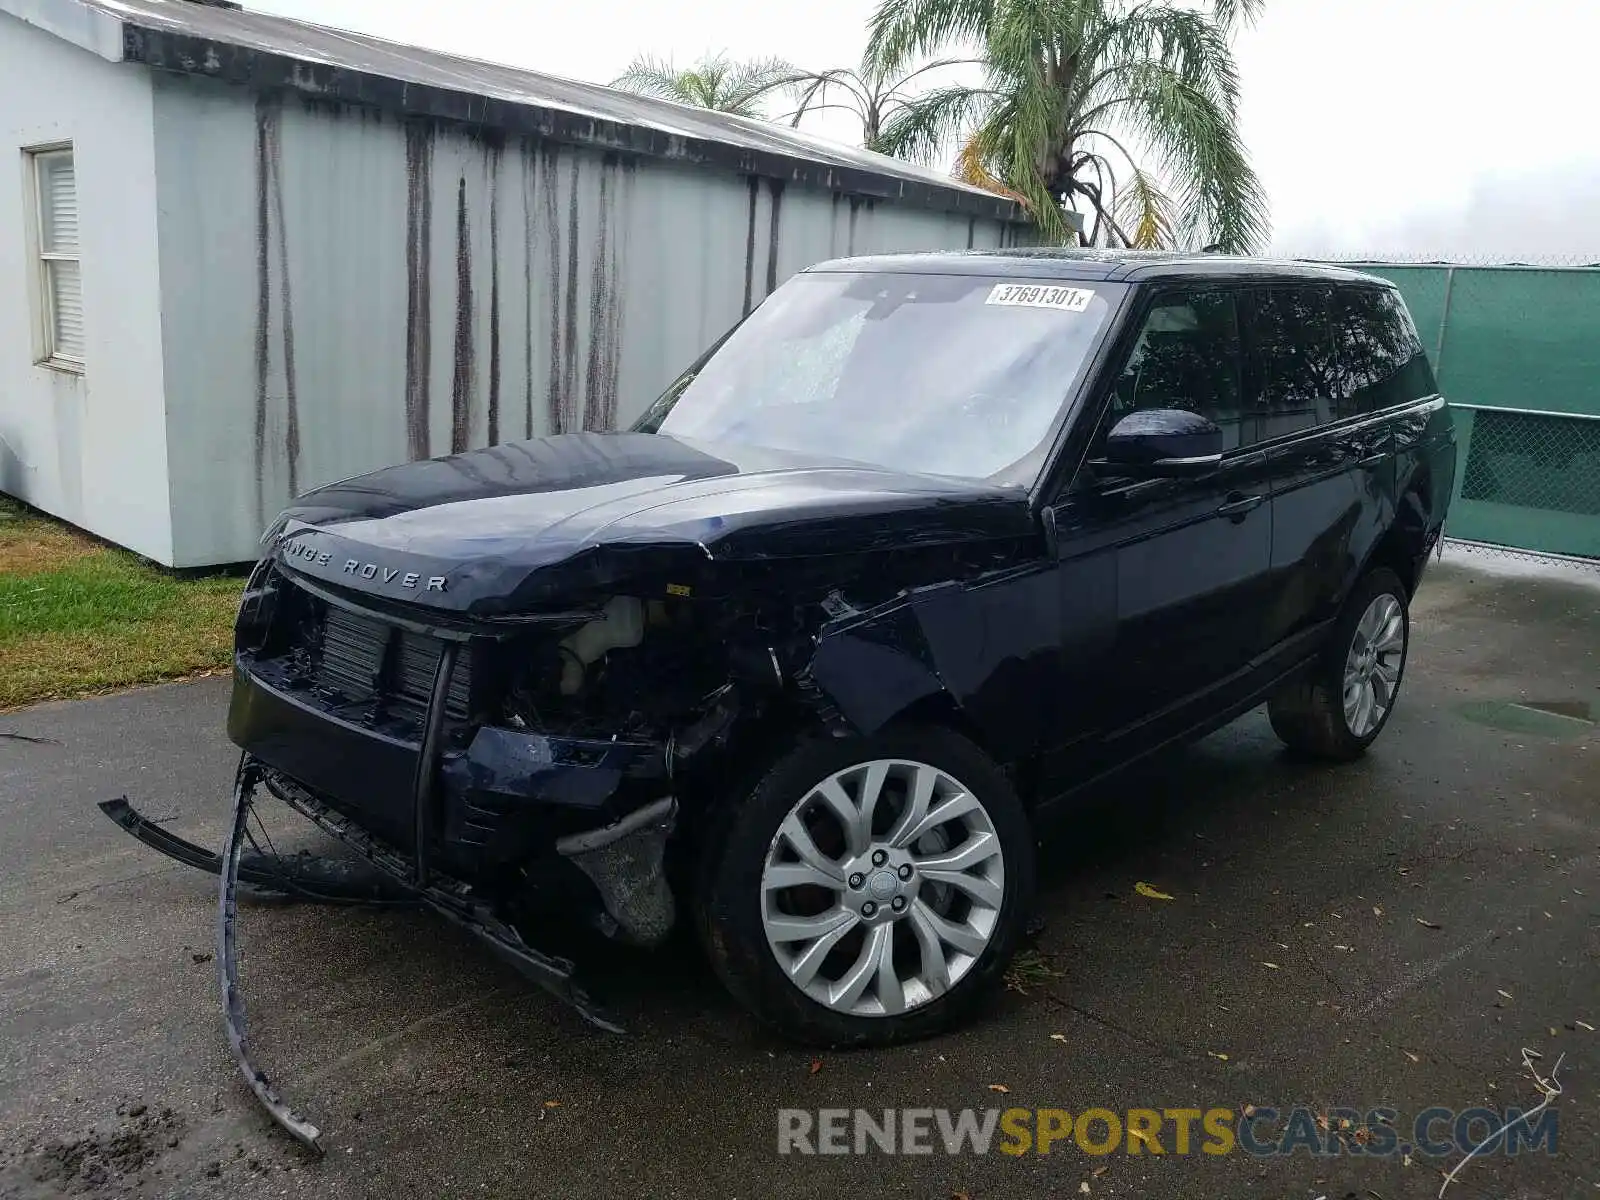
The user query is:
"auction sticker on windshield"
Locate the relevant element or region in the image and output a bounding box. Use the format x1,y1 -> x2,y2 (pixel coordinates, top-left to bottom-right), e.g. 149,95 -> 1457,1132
985,283 -> 1095,311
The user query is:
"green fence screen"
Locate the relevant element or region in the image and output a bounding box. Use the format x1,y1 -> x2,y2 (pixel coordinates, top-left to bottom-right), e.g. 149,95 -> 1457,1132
1332,263 -> 1600,559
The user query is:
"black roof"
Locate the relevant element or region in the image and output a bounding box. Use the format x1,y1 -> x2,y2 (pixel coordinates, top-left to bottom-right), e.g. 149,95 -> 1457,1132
7,0 -> 1023,221
807,249 -> 1396,286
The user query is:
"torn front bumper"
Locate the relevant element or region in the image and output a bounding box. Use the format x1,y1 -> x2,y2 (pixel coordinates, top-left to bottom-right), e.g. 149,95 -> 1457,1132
106,636 -> 683,1152
227,652 -> 679,944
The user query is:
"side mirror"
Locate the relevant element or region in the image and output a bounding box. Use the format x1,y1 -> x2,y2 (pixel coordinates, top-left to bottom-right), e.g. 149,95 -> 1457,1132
1099,408 -> 1224,478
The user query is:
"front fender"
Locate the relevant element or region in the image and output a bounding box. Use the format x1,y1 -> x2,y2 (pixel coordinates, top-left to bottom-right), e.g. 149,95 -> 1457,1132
803,565 -> 1062,766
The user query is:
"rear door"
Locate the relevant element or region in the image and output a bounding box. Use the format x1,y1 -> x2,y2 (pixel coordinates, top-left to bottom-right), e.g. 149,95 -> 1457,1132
1249,284 -> 1392,652
1048,284 -> 1276,753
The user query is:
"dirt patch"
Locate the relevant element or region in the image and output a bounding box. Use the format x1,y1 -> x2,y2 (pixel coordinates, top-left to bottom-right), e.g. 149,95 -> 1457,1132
7,1103 -> 187,1194
0,522 -> 98,576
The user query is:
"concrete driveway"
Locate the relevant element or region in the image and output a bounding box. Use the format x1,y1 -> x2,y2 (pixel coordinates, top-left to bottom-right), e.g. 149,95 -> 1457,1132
2,559 -> 1597,1199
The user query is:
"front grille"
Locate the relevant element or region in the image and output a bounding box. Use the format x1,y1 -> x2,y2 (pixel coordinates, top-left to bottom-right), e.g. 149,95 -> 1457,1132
259,575 -> 479,732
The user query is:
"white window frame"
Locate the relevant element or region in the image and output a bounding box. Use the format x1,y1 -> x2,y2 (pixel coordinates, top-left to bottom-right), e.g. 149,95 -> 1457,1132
24,142 -> 83,373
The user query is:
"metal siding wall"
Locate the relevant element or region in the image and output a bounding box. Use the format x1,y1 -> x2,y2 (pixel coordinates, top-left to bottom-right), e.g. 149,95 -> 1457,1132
151,78 -> 1021,565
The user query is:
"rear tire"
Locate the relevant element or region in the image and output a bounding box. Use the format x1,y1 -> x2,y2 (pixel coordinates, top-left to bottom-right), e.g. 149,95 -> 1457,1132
1268,568 -> 1410,761
697,726 -> 1034,1047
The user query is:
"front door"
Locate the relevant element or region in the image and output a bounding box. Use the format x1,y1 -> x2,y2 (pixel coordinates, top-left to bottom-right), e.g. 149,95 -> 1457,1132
1047,285 -> 1275,769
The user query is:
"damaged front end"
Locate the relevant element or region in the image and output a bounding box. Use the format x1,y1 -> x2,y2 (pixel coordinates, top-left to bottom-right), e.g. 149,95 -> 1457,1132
103,432 -> 1043,1149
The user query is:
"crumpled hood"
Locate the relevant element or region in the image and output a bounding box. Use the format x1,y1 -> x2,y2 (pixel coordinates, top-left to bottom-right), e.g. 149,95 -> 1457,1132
268,433 -> 1034,614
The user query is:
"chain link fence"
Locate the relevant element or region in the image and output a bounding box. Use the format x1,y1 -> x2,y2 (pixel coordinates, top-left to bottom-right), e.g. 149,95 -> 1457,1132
1458,407 -> 1600,517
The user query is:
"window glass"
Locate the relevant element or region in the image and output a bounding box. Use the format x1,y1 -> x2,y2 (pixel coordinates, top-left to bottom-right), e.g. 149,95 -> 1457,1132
1107,289 -> 1247,450
1332,287 -> 1437,412
643,272 -> 1123,483
1250,286 -> 1338,433
28,146 -> 82,365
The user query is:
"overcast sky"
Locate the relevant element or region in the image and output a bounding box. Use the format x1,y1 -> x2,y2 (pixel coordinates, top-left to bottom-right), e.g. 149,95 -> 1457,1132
251,0 -> 1600,261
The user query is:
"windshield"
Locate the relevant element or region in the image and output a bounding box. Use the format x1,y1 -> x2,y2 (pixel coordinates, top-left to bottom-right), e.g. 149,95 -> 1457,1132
635,271 -> 1124,483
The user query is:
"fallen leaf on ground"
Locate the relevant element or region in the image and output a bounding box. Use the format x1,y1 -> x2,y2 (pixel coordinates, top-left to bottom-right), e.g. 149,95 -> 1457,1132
1092,1166 -> 1108,1177
1207,1051 -> 1229,1061
1261,962 -> 1280,969
1334,944 -> 1352,951
1497,989 -> 1514,1000
1549,1027 -> 1559,1037
1079,1182 -> 1091,1195
543,1100 -> 561,1108
1050,1033 -> 1068,1043
809,1058 -> 823,1075
1134,882 -> 1174,901
1575,1020 -> 1595,1032
988,1083 -> 1010,1093
1415,917 -> 1442,930
1403,1050 -> 1420,1063
1373,906 -> 1384,917
951,1192 -> 971,1200
1242,1104 -> 1257,1118
1316,1115 -> 1330,1132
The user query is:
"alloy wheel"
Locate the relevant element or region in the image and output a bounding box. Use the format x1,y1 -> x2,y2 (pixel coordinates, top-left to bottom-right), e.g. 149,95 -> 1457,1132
1342,592 -> 1406,738
759,759 -> 1005,1017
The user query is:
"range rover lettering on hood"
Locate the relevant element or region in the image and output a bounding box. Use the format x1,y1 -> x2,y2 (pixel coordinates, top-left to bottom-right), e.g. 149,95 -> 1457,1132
281,535 -> 447,592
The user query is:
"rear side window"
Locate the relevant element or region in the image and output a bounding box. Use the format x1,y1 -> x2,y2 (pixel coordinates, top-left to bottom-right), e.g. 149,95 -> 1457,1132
1248,286 -> 1340,435
1108,288 -> 1249,449
1332,287 -> 1438,413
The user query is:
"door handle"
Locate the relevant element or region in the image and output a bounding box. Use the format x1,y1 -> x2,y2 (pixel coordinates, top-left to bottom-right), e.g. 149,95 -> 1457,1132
1215,492 -> 1265,521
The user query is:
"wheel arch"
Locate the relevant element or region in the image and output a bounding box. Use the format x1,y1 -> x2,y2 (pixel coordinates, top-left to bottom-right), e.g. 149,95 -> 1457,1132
1365,472 -> 1434,597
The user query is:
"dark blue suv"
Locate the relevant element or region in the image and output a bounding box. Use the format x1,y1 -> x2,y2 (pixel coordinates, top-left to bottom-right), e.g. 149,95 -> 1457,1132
223,251 -> 1456,1052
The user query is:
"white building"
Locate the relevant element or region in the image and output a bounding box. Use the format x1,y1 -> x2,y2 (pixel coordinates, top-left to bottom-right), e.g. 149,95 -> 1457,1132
0,0 -> 1025,566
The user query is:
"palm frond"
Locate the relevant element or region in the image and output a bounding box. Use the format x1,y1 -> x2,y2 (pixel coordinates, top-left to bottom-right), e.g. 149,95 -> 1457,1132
723,57 -> 799,113
955,130 -> 1032,206
874,84 -> 993,163
612,53 -> 791,116
867,0 -> 999,75
1208,0 -> 1265,34
1113,166 -> 1176,248
1107,58 -> 1268,251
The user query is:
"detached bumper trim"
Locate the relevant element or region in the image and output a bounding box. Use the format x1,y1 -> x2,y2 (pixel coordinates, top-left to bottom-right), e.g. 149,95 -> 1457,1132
555,796 -> 678,947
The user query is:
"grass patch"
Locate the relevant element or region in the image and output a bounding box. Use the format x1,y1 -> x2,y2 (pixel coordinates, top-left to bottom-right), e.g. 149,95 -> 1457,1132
0,498 -> 246,709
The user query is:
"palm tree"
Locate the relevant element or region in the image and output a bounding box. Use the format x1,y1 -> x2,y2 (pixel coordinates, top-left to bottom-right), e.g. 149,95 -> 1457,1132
612,53 -> 795,117
776,57 -> 974,153
866,0 -> 1269,251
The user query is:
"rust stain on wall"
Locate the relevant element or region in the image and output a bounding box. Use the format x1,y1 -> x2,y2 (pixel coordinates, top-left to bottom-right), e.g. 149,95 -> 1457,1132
741,175 -> 760,316
252,96 -> 271,521
581,155 -> 628,431
764,177 -> 784,299
521,140 -> 536,439
403,121 -> 434,461
268,109 -> 299,497
486,144 -> 503,446
252,93 -> 299,520
559,156 -> 581,434
541,144 -> 564,437
449,174 -> 475,454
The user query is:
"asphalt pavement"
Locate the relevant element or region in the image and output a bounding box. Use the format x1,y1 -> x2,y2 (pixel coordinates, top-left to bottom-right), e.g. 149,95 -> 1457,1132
1,558 -> 1596,1199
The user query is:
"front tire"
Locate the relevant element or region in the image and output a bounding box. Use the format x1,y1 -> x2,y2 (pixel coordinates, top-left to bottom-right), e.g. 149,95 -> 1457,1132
698,726 -> 1035,1047
1268,567 -> 1410,760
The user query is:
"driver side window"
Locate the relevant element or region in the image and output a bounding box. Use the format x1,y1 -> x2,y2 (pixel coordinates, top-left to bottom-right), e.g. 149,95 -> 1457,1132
1105,288 -> 1246,452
